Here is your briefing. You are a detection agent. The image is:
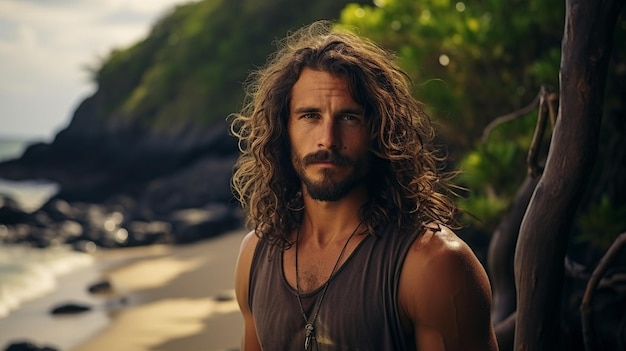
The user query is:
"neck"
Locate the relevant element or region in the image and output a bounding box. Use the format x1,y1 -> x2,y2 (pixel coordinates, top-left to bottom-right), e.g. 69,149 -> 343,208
300,185 -> 368,245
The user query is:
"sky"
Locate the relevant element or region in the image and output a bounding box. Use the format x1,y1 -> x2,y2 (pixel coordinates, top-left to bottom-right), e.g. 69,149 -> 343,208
0,0 -> 196,141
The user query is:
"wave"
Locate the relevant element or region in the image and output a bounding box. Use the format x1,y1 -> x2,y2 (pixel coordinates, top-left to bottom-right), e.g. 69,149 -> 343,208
0,244 -> 93,319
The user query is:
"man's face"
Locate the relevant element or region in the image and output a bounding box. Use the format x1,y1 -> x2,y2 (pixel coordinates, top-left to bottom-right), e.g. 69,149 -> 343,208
288,67 -> 370,202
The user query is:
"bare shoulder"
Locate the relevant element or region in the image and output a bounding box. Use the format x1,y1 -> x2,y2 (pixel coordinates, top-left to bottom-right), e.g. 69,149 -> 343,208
239,230 -> 261,256
235,230 -> 260,279
399,224 -> 498,350
401,224 -> 490,306
235,231 -> 263,350
408,224 -> 481,274
234,230 -> 260,312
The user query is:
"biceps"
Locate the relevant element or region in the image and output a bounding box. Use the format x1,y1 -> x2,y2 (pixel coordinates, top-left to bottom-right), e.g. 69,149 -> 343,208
414,285 -> 495,351
241,313 -> 262,351
406,261 -> 496,349
414,309 -> 492,351
415,325 -> 446,351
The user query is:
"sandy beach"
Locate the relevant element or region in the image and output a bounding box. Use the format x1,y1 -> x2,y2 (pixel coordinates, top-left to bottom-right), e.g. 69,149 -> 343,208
0,228 -> 247,351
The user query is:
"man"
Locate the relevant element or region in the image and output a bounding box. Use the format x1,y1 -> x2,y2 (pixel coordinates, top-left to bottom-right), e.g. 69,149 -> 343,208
231,21 -> 498,350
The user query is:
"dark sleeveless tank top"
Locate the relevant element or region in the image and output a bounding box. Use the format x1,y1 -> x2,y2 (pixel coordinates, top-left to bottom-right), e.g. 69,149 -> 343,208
248,228 -> 420,350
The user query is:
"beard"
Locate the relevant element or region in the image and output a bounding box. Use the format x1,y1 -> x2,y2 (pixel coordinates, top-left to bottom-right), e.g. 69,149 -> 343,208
292,149 -> 369,202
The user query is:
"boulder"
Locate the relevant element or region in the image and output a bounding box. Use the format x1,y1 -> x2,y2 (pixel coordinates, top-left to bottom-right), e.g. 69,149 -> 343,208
50,302 -> 92,315
88,280 -> 113,294
0,195 -> 32,225
3,341 -> 58,351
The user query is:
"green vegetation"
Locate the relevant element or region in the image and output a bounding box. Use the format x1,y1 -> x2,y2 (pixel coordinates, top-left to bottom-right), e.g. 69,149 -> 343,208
577,195 -> 626,249
337,0 -> 625,244
93,0 -> 369,131
338,0 -> 563,150
336,0 -> 564,232
89,0 -> 625,246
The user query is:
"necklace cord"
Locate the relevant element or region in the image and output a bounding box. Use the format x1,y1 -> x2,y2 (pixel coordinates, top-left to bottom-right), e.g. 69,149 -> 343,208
295,221 -> 363,349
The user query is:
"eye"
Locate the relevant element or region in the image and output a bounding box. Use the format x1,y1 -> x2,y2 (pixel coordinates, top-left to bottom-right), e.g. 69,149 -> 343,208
339,114 -> 362,125
301,113 -> 319,120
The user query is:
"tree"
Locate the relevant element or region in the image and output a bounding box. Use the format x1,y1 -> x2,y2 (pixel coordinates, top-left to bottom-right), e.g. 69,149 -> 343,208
514,0 -> 624,349
338,0 -> 626,349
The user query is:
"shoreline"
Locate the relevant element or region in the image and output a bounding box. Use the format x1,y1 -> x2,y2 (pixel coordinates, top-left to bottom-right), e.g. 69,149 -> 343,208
0,257 -> 109,350
0,229 -> 246,351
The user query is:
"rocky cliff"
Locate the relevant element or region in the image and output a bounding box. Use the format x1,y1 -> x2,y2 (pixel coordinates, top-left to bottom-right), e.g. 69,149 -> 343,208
0,0 -> 368,248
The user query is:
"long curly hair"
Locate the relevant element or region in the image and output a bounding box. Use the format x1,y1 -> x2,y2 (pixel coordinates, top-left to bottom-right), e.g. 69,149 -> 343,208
230,21 -> 458,249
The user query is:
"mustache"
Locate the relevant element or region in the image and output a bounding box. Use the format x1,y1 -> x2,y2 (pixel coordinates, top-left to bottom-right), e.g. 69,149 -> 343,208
303,150 -> 352,166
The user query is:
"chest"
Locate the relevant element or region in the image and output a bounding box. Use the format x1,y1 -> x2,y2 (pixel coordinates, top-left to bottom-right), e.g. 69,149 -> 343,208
248,232 -> 417,350
282,237 -> 365,293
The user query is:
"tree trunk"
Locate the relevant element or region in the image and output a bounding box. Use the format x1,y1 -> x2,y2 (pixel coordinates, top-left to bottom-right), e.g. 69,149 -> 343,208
490,175 -> 539,351
513,0 -> 624,350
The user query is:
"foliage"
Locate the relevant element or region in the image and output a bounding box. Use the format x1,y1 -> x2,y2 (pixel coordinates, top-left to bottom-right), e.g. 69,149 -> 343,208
338,0 -> 563,152
338,1 -> 625,242
577,195 -> 626,249
87,0 -> 625,245
92,0 -> 370,132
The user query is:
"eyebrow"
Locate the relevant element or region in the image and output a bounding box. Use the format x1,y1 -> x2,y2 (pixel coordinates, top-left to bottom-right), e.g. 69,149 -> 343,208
291,106 -> 365,115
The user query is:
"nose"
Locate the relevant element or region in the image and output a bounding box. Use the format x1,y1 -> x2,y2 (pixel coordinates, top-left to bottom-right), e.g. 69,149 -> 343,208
317,119 -> 340,150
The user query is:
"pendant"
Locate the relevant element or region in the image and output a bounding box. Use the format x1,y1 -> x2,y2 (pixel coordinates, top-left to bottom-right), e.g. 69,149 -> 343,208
304,323 -> 315,350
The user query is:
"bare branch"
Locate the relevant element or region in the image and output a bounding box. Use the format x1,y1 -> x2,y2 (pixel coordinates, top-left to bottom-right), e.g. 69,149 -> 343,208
481,94 -> 540,144
527,85 -> 558,177
495,311 -> 517,351
514,0 -> 623,349
581,232 -> 626,351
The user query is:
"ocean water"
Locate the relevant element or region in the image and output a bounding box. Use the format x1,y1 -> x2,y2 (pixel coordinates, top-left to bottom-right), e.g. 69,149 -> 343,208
0,179 -> 59,213
0,139 -> 27,161
0,137 -> 92,321
0,245 -> 94,319
0,138 -> 59,212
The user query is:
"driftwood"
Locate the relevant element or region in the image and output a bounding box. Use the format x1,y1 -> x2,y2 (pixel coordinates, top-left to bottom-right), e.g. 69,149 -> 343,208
513,0 -> 624,350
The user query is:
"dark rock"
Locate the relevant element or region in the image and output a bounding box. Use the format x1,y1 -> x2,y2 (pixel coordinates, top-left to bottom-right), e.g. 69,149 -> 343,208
3,224 -> 30,243
125,220 -> 172,246
0,153 -> 241,248
20,142 -> 51,164
71,240 -> 98,253
169,205 -> 242,243
88,280 -> 113,294
23,227 -> 60,248
50,302 -> 92,315
3,341 -> 58,351
0,133 -> 241,250
0,196 -> 32,225
0,223 -> 9,240
214,294 -> 235,302
31,211 -> 53,228
0,195 -> 20,209
57,220 -> 83,238
138,156 -> 237,217
39,199 -> 76,222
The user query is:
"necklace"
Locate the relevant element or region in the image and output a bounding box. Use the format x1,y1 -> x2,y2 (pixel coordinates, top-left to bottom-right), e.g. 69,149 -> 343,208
295,221 -> 362,350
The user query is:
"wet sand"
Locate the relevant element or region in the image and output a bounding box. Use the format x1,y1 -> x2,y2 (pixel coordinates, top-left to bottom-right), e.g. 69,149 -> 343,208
0,229 -> 246,351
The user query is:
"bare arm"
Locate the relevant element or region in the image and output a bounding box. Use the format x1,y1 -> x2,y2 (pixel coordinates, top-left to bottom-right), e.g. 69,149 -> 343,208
399,226 -> 499,351
234,231 -> 262,351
